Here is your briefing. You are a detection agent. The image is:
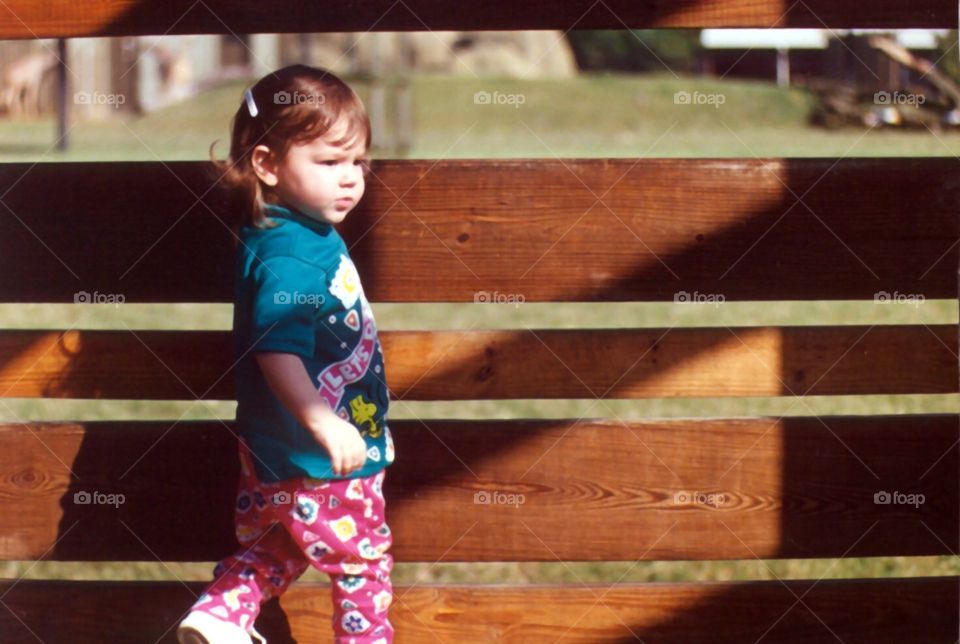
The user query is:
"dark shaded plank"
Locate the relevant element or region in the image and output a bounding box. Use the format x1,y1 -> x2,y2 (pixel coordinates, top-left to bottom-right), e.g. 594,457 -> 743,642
0,326 -> 955,399
0,0 -> 954,38
1,159 -> 957,302
1,577 -> 956,643
0,416 -> 954,561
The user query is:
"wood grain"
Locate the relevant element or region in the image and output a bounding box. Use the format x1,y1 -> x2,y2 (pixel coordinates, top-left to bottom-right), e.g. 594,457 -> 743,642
0,326 -> 954,399
0,577 -> 957,643
0,416 -> 954,561
1,159 -> 956,302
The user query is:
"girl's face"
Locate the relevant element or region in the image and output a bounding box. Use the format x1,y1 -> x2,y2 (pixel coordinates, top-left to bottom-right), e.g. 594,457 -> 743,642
252,117 -> 367,225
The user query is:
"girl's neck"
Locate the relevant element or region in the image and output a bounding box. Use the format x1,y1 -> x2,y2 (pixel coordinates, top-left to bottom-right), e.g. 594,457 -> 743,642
264,202 -> 333,234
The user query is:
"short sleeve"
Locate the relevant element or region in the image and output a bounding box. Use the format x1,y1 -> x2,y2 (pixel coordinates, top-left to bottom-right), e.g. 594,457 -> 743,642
249,255 -> 331,359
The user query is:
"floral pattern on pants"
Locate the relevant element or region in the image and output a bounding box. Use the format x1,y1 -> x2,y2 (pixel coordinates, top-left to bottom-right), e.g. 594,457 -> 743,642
189,440 -> 394,643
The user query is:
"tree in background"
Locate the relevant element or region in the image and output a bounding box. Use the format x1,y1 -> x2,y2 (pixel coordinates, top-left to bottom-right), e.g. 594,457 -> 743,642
567,30 -> 702,73
934,30 -> 959,83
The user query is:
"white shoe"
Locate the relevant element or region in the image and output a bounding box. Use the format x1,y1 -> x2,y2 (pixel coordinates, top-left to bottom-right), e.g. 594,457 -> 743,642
176,610 -> 267,644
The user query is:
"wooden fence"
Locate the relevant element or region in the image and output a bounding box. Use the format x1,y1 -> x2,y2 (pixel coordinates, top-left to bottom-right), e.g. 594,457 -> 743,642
0,2 -> 957,642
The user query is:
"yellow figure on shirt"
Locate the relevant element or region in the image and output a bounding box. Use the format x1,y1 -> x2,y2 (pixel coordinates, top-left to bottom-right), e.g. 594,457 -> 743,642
349,394 -> 381,438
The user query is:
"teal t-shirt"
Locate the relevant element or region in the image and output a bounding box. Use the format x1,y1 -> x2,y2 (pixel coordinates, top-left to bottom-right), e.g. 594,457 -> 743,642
233,202 -> 395,483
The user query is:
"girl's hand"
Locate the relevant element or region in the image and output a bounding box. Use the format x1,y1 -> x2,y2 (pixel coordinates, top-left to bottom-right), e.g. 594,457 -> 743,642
310,414 -> 368,476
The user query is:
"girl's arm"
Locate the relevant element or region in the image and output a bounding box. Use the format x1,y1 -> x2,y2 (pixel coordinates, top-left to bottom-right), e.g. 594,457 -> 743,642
255,352 -> 336,428
255,352 -> 367,475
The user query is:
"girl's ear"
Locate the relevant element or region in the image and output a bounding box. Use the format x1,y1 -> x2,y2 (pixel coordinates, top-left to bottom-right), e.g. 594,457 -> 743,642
251,145 -> 279,187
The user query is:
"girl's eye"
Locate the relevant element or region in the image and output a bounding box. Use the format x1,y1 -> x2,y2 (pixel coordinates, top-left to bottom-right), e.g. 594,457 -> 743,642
315,158 -> 367,167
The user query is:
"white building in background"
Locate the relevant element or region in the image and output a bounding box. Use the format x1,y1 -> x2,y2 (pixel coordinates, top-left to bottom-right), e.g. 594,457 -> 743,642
701,29 -> 947,50
700,29 -> 949,88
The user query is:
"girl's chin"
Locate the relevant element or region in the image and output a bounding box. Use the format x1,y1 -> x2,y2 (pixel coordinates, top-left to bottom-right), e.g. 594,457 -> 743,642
323,209 -> 348,223
301,207 -> 345,225
329,203 -> 357,218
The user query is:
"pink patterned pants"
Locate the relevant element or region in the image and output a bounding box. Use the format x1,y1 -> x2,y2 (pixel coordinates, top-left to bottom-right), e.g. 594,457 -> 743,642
189,440 -> 394,643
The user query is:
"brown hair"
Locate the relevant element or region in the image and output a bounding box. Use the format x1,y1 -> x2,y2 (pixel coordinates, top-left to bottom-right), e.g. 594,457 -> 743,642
209,64 -> 372,232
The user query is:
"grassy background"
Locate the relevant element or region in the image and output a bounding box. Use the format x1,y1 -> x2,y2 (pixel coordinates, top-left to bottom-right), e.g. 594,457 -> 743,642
4,72 -> 960,161
1,72 -> 957,585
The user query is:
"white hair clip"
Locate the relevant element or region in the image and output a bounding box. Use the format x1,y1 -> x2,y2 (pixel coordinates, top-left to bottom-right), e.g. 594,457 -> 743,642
244,88 -> 258,117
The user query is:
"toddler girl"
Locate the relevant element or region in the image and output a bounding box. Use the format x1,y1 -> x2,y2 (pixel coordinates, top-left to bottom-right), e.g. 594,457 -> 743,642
177,64 -> 395,644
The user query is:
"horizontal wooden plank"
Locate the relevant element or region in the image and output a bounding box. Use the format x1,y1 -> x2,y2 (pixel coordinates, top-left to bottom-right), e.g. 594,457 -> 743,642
0,416 -> 954,562
1,159 -> 956,302
0,326 -> 954,400
0,0 -> 954,38
1,577 -> 956,643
